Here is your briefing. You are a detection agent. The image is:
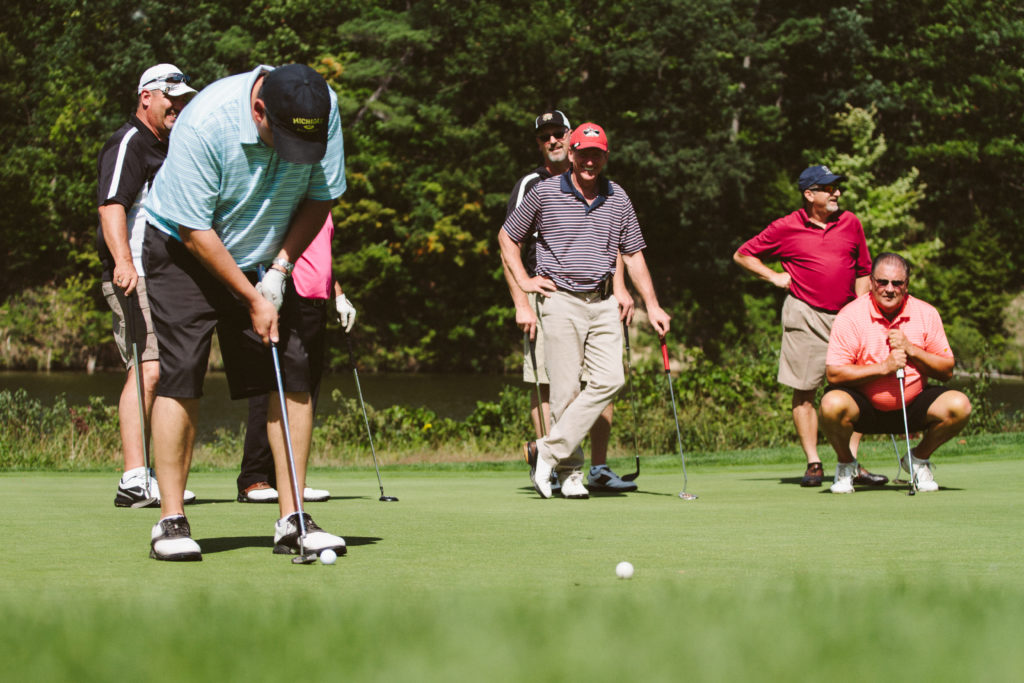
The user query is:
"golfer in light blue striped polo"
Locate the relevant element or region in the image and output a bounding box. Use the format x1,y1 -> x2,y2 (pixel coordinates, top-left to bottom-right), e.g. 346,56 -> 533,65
142,64 -> 348,562
499,122 -> 672,500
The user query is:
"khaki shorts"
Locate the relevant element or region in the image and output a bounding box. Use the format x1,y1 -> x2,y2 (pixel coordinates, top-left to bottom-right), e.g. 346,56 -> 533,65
777,295 -> 836,391
102,277 -> 159,368
522,293 -> 549,384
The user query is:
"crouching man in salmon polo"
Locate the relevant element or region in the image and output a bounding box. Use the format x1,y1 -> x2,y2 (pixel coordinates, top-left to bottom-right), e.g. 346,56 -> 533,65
820,252 -> 972,493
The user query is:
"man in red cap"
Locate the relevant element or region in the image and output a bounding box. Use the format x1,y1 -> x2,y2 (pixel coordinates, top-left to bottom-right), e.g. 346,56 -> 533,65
499,122 -> 671,499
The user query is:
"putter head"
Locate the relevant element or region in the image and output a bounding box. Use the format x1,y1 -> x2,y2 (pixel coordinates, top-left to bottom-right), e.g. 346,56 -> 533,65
678,491 -> 698,500
379,495 -> 399,502
130,497 -> 160,509
291,537 -> 317,564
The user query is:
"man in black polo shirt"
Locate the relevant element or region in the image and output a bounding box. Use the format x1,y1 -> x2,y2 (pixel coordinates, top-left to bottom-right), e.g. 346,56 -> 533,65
499,122 -> 671,499
97,63 -> 196,508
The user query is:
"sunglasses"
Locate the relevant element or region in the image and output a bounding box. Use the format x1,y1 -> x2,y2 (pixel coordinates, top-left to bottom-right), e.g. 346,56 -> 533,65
536,128 -> 567,142
142,72 -> 192,88
809,184 -> 841,194
873,278 -> 906,288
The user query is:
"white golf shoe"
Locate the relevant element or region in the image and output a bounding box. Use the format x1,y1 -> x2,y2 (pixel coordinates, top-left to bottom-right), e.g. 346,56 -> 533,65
830,461 -> 857,494
560,470 -> 590,499
150,515 -> 202,561
117,467 -> 196,507
911,455 -> 939,492
526,441 -> 553,499
237,483 -> 330,503
273,512 -> 346,556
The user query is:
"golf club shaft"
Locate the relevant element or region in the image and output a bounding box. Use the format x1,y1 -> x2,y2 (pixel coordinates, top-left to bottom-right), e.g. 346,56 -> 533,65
622,322 -> 641,480
270,343 -> 309,544
347,334 -> 388,497
897,367 -> 917,493
524,330 -> 547,438
120,288 -> 154,500
661,338 -> 689,492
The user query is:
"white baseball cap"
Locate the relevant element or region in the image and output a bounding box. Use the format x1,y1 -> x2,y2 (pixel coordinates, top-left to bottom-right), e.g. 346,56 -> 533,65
137,63 -> 197,96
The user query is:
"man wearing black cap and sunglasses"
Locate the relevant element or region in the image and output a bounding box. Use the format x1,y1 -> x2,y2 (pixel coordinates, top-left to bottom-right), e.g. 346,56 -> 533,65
98,63 -> 196,510
734,164 -> 888,489
141,64 -> 347,561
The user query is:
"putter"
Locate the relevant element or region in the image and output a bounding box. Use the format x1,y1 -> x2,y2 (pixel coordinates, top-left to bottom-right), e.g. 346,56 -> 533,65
620,321 -> 641,482
257,265 -> 316,564
896,367 -> 917,496
270,342 -> 318,563
524,330 -> 547,438
114,286 -> 158,509
661,336 -> 697,500
346,334 -> 398,502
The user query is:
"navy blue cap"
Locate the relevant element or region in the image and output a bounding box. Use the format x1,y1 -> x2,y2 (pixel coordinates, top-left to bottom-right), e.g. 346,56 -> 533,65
261,64 -> 331,164
798,165 -> 847,191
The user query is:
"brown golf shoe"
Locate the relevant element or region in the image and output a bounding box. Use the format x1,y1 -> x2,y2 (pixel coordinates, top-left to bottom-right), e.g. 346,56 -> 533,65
800,462 -> 824,487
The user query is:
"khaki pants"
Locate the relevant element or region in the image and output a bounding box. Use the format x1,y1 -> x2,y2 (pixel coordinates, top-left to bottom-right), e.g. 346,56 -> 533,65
536,291 -> 624,471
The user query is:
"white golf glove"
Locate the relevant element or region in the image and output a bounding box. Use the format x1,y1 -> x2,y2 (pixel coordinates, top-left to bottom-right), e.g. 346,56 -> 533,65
256,268 -> 287,312
335,294 -> 357,332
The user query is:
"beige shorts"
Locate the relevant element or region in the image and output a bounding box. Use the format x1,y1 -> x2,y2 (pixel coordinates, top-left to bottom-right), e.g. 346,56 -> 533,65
777,295 -> 836,391
522,292 -> 549,384
102,277 -> 159,368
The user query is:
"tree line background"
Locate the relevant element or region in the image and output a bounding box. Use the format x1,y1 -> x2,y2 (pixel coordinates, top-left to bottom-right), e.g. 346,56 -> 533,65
2,0 -> 1022,376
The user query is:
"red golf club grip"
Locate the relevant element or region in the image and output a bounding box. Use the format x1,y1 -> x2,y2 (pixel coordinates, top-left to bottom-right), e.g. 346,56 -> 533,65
660,337 -> 670,372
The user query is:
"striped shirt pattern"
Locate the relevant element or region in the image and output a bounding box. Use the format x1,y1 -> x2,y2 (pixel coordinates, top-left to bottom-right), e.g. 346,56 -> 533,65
502,171 -> 645,291
145,65 -> 346,271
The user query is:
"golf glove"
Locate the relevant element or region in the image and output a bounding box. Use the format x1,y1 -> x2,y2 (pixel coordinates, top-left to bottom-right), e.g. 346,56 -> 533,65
256,268 -> 287,312
336,294 -> 357,332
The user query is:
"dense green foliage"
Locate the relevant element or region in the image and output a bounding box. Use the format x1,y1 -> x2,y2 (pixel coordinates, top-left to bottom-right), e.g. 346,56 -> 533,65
2,0 -> 1023,373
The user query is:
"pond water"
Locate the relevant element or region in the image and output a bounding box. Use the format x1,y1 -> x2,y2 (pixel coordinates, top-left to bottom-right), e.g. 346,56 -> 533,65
2,371 -> 1021,440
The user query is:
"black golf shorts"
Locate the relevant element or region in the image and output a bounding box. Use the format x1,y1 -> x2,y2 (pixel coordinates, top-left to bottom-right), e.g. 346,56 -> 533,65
823,384 -> 954,434
143,226 -> 314,400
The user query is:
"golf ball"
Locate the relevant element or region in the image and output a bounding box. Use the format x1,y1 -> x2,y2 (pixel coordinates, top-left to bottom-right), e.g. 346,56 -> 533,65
615,561 -> 634,579
320,549 -> 337,565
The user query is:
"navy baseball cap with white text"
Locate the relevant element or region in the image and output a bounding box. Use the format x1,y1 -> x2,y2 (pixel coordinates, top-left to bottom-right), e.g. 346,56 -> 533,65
798,165 -> 847,191
261,64 -> 331,164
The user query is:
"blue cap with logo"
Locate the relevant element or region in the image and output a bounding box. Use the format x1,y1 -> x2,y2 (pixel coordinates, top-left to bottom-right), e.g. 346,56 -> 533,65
798,164 -> 847,191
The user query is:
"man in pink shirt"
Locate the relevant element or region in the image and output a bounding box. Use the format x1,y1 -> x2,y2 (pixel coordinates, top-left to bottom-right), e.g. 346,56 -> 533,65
820,252 -> 972,493
237,214 -> 357,503
734,165 -> 886,488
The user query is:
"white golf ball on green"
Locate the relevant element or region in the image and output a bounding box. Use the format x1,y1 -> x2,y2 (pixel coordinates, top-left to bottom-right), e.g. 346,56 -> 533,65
615,561 -> 634,579
320,549 -> 337,565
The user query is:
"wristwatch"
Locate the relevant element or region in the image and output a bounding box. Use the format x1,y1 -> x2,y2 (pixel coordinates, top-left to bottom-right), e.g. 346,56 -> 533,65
271,257 -> 294,276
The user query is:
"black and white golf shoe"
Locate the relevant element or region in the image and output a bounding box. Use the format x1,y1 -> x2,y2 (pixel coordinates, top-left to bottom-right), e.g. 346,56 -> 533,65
273,512 -> 347,557
150,515 -> 202,561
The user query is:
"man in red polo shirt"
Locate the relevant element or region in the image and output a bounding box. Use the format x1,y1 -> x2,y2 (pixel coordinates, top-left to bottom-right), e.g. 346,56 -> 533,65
734,165 -> 887,488
820,252 -> 972,493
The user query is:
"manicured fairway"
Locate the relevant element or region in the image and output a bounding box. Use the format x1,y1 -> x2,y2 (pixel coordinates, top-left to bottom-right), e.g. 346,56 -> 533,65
1,445 -> 1022,681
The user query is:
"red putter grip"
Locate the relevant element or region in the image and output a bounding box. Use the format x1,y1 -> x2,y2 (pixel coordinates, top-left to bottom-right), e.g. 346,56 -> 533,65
660,339 -> 671,371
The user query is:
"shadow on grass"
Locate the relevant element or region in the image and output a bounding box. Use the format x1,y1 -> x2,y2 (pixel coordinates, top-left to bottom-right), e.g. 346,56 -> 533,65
199,535 -> 384,554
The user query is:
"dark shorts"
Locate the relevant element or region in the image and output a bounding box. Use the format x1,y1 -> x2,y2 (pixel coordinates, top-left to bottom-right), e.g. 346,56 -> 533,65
143,226 -> 316,400
823,384 -> 953,434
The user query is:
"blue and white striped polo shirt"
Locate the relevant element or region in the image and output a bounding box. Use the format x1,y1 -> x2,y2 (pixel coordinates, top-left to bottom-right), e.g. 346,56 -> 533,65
502,171 -> 646,292
145,65 -> 346,271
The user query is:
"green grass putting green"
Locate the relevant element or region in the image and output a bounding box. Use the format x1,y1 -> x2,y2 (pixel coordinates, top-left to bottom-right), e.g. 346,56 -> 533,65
1,439 -> 1022,681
